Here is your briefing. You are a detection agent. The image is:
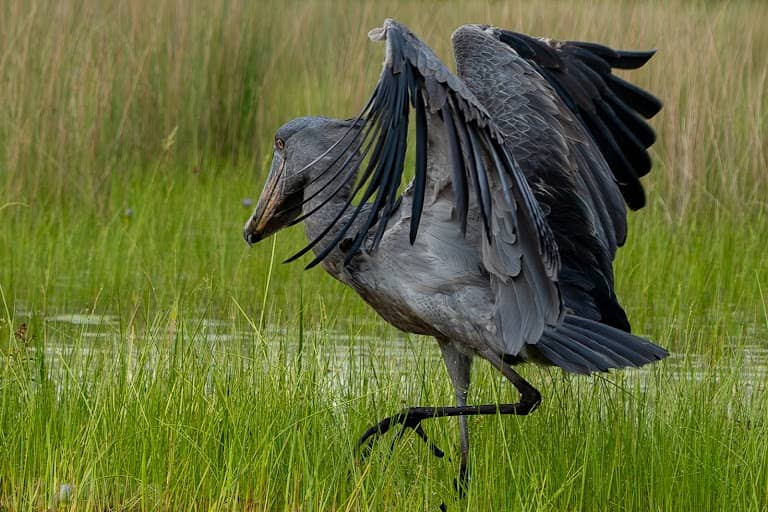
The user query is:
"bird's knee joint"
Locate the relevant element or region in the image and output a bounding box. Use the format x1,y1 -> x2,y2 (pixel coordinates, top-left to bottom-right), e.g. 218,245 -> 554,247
520,389 -> 542,415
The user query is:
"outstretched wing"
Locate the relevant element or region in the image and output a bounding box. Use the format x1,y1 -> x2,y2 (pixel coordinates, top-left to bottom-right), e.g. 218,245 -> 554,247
288,19 -> 558,280
286,19 -> 566,349
451,25 -> 661,331
494,29 -> 662,213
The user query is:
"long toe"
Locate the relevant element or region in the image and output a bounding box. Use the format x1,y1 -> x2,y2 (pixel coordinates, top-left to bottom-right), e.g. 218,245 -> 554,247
388,421 -> 445,458
357,410 -> 445,460
409,423 -> 445,458
357,415 -> 397,459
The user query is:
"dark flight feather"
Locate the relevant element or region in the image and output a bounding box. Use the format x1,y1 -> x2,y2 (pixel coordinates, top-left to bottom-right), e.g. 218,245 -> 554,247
441,104 -> 469,234
410,86 -> 428,243
493,29 -> 661,210
290,19 -> 559,272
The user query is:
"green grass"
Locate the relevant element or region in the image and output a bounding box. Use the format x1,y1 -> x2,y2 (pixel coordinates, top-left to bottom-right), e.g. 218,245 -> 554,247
1,0 -> 768,510
1,282 -> 767,510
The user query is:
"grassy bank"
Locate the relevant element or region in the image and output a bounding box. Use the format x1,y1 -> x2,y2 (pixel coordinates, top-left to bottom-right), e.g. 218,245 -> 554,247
1,0 -> 767,510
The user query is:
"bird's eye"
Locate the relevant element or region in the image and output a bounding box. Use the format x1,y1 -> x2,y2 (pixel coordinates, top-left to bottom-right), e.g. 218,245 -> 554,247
275,138 -> 285,151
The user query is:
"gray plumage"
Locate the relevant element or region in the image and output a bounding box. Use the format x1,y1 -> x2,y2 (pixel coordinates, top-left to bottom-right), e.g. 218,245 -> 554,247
243,19 -> 667,489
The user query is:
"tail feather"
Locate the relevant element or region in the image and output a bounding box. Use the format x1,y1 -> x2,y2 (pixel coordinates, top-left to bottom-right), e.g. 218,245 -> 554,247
536,315 -> 668,374
560,323 -> 647,364
537,333 -> 609,373
567,315 -> 666,361
557,324 -> 636,367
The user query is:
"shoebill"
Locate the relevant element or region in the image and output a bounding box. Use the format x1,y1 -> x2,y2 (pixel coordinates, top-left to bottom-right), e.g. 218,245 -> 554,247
243,19 -> 667,490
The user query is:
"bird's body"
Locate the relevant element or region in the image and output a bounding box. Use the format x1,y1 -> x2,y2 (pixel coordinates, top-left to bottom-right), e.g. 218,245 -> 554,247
244,20 -> 668,489
308,147 -> 554,367
320,177 -> 494,346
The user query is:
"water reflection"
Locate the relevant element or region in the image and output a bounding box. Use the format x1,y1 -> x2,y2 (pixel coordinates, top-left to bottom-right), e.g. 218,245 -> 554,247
47,314 -> 118,326
12,312 -> 768,394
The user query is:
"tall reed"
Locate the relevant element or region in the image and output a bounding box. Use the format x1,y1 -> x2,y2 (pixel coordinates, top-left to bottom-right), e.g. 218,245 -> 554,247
2,0 -> 766,215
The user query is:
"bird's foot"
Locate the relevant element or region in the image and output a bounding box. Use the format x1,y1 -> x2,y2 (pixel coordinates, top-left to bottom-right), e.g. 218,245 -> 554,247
454,462 -> 469,499
357,409 -> 445,460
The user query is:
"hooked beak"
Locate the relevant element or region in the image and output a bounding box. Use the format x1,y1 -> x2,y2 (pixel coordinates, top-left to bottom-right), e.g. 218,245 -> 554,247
243,154 -> 302,245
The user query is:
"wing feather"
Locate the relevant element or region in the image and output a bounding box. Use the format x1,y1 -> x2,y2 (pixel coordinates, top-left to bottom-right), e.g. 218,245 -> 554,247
452,24 -> 661,333
410,86 -> 428,243
495,29 -> 661,210
441,104 -> 469,234
294,19 -> 559,286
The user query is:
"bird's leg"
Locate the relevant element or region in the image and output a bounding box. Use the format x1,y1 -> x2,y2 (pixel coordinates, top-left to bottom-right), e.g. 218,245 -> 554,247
439,342 -> 472,496
358,341 -> 471,463
357,348 -> 541,489
478,347 -> 542,415
356,396 -> 541,459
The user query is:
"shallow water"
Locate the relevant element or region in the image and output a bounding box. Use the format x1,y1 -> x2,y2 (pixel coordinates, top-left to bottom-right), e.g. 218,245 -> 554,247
12,312 -> 768,395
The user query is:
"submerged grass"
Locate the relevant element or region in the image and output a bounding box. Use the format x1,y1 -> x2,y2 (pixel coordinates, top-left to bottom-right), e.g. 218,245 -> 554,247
1,0 -> 767,510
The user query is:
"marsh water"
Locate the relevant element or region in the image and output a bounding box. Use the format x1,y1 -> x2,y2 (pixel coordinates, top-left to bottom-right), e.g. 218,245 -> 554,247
19,311 -> 768,396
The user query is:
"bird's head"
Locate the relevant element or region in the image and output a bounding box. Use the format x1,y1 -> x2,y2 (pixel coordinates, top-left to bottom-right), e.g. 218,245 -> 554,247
243,116 -> 357,245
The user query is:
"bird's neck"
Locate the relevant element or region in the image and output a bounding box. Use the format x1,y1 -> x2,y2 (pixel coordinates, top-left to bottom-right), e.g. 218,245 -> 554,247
301,169 -> 358,273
